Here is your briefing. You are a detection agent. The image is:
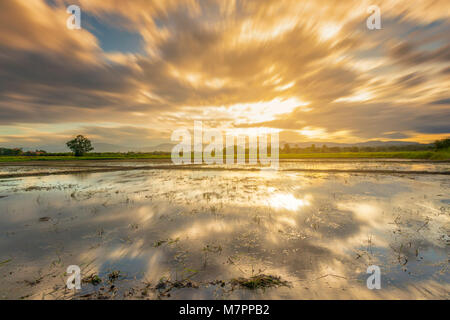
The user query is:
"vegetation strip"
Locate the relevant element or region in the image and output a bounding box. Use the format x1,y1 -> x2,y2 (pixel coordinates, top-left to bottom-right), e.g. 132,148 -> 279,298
0,150 -> 449,162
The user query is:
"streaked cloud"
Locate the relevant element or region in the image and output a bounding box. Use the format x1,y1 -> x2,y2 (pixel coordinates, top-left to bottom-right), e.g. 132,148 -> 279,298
0,0 -> 449,149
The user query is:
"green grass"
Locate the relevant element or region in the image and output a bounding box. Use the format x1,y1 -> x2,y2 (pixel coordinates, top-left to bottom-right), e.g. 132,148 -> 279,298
430,148 -> 450,160
0,154 -> 171,162
0,149 -> 449,162
280,150 -> 450,160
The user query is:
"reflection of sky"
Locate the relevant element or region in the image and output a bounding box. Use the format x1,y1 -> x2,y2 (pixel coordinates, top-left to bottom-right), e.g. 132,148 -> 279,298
354,246 -> 449,289
0,165 -> 448,299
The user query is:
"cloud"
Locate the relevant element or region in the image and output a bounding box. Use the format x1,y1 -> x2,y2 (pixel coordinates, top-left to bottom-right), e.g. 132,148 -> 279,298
0,0 -> 449,145
240,101 -> 450,140
0,124 -> 169,151
431,98 -> 450,105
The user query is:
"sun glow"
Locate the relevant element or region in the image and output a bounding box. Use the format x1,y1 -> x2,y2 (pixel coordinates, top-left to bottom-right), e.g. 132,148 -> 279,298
275,81 -> 296,91
335,91 -> 373,103
228,97 -> 309,124
239,19 -> 298,42
297,126 -> 327,139
181,97 -> 310,126
319,23 -> 341,41
268,192 -> 310,211
225,127 -> 280,137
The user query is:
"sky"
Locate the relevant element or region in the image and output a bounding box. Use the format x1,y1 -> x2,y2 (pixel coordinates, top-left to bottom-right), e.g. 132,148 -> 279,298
0,0 -> 449,150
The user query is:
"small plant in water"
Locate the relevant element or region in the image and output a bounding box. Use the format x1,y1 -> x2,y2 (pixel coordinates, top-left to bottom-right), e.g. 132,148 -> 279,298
82,274 -> 102,285
108,270 -> 121,282
230,274 -> 290,290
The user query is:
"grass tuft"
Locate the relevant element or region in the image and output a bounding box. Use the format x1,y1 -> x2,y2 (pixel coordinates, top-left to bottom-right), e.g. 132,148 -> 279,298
82,274 -> 102,286
231,274 -> 290,290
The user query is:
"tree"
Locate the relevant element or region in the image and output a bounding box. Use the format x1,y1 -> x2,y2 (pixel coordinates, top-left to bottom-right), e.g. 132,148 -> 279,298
66,135 -> 94,156
283,143 -> 291,153
434,138 -> 450,150
0,147 -> 22,156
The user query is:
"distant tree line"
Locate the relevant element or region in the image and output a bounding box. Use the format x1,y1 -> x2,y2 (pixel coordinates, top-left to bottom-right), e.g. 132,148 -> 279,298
1,138 -> 448,157
434,138 -> 450,150
0,148 -> 47,156
280,143 -> 436,154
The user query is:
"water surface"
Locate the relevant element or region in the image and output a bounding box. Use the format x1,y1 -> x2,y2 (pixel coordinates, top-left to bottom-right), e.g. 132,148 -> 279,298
0,160 -> 448,299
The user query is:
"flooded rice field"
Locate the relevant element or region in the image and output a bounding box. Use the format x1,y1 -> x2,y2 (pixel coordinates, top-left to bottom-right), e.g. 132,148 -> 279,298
0,160 -> 448,300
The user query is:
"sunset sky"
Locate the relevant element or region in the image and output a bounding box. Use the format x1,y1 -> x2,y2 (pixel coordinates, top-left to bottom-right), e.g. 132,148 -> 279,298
0,0 -> 449,150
